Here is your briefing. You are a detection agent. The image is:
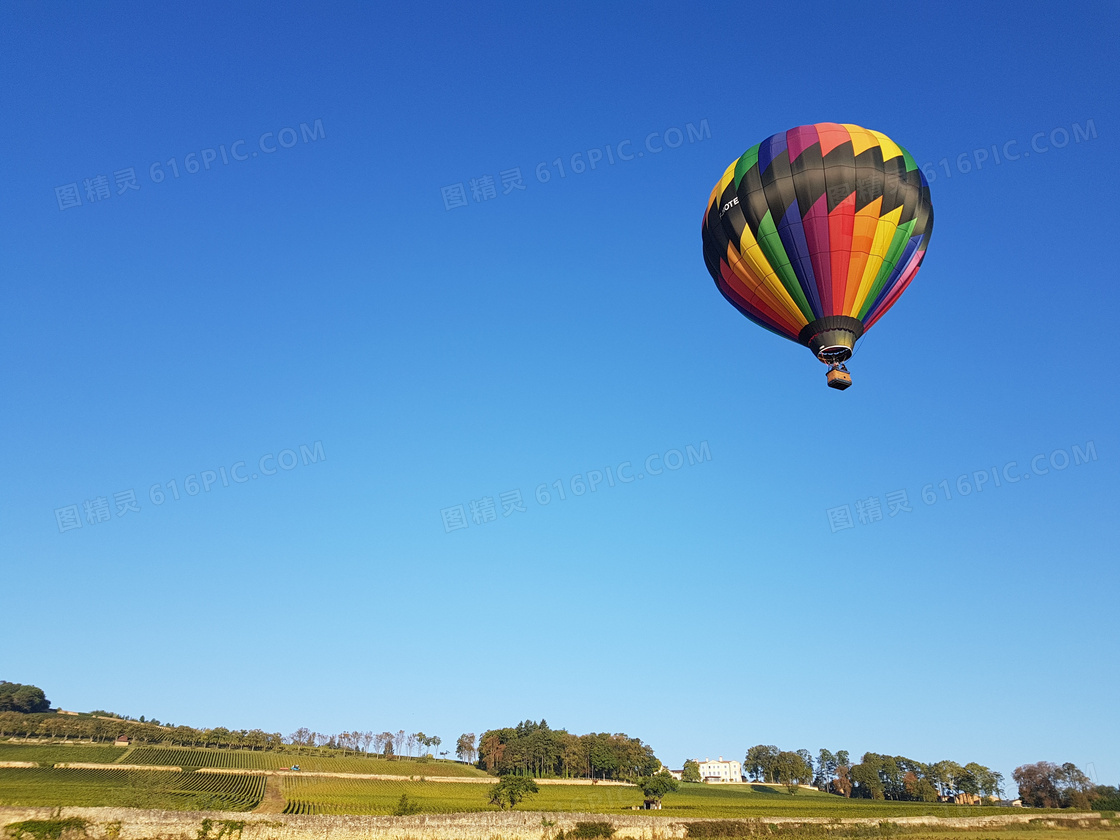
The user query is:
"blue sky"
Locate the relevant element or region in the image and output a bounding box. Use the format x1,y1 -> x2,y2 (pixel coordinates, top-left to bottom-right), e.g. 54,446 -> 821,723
1,1 -> 1117,791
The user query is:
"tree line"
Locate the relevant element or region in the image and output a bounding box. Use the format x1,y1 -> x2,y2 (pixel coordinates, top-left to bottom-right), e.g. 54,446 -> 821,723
286,727 -> 444,758
742,745 -> 1118,809
741,744 -> 1004,801
477,719 -> 661,780
0,710 -> 468,762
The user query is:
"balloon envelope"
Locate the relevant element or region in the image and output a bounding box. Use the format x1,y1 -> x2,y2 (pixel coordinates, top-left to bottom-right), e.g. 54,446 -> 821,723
702,123 -> 933,357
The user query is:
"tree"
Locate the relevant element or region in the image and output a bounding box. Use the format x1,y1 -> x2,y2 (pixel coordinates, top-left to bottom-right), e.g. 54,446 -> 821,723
457,732 -> 477,764
744,745 -> 778,782
850,758 -> 884,800
1012,762 -> 1093,809
1057,763 -> 1093,809
0,682 -> 50,714
638,770 -> 679,806
394,793 -> 422,815
681,760 -> 701,783
773,751 -> 812,793
406,732 -> 418,757
488,775 -> 539,809
1091,785 -> 1120,811
961,762 -> 1001,801
815,749 -> 835,789
380,731 -> 396,758
796,750 -> 814,784
1015,762 -> 1063,808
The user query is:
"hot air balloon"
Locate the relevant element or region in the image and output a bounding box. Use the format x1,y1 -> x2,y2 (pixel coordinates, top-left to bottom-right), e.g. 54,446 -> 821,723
702,123 -> 933,390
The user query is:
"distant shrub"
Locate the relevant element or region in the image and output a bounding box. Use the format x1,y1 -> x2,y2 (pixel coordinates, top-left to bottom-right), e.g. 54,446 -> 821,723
4,818 -> 88,840
393,793 -> 422,816
558,822 -> 615,839
684,821 -> 763,837
683,821 -> 902,839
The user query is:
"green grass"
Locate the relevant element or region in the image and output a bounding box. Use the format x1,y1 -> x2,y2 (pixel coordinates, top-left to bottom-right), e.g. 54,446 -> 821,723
281,777 -> 488,815
0,767 -> 264,811
0,743 -> 127,767
123,746 -> 488,776
678,827 -> 1116,840
645,785 -> 1034,818
277,779 -> 1043,818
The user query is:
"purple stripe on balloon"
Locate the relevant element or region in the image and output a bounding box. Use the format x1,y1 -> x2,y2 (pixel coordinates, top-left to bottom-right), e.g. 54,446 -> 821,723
777,198 -> 822,318
785,124 -> 820,163
800,192 -> 833,315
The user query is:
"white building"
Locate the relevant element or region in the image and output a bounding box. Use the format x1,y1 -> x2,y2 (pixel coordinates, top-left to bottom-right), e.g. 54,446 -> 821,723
698,756 -> 742,783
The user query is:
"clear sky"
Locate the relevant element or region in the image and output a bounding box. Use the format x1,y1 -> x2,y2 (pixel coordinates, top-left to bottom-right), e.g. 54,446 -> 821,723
1,1 -> 1117,792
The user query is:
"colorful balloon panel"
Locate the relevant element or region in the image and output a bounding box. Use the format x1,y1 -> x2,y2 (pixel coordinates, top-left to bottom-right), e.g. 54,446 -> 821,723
702,123 -> 933,343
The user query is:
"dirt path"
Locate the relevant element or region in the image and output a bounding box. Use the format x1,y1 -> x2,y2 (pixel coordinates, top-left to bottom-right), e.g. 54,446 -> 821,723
252,775 -> 286,814
54,763 -> 182,771
198,768 -> 500,783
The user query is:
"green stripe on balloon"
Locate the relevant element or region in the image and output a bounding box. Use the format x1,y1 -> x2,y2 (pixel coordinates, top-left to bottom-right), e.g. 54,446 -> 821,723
733,144 -> 761,190
756,208 -> 815,321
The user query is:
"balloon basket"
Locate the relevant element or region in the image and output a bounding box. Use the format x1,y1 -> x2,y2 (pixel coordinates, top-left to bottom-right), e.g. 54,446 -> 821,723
826,365 -> 852,390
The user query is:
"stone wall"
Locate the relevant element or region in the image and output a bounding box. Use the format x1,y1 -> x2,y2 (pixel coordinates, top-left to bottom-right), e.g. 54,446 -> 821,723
0,806 -> 1105,840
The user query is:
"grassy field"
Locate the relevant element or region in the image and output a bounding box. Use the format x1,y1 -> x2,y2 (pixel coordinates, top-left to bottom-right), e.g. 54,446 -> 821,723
278,779 -> 1042,818
0,744 -> 1089,821
0,742 -> 486,777
675,827 -> 1117,840
2,768 -> 1048,818
121,746 -> 488,777
0,744 -> 127,766
0,767 -> 264,810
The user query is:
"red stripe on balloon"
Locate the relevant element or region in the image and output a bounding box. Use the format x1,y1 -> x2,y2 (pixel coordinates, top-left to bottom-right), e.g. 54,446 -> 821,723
814,122 -> 851,156
828,193 -> 856,319
718,260 -> 802,338
801,192 -> 833,315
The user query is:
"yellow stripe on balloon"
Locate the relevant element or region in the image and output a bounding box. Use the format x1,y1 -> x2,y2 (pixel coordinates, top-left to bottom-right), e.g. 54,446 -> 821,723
705,161 -> 737,214
736,225 -> 809,326
866,128 -> 903,162
724,247 -> 804,332
851,204 -> 903,314
843,124 -> 880,157
719,160 -> 736,192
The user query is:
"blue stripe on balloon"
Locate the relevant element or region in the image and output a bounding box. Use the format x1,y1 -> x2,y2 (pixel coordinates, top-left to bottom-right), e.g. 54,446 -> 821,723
757,131 -> 788,177
776,198 -> 822,319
